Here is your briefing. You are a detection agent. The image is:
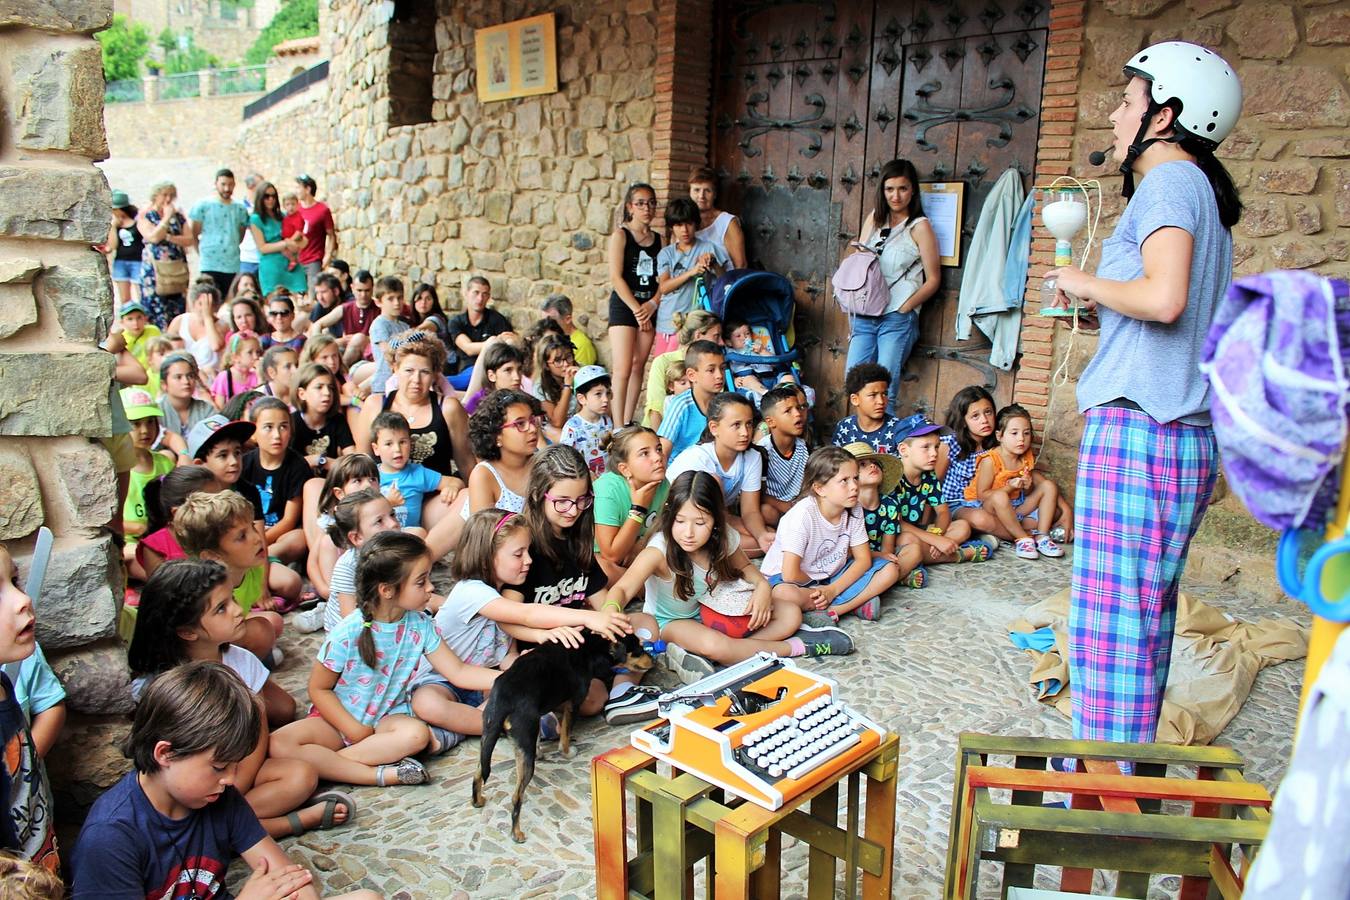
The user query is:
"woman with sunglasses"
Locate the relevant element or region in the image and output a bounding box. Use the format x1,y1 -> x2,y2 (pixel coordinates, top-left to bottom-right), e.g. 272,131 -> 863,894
607,183 -> 663,427
259,292 -> 306,353
249,181 -> 308,297
501,445 -> 664,723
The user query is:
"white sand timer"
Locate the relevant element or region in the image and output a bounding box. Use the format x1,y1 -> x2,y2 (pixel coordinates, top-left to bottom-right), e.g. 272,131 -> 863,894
1038,183 -> 1098,317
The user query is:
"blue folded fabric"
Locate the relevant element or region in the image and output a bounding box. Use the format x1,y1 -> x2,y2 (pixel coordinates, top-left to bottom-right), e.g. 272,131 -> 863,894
1008,626 -> 1056,652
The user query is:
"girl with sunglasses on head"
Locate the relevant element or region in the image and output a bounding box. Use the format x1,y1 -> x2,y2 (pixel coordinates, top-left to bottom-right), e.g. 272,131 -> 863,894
422,388 -> 542,556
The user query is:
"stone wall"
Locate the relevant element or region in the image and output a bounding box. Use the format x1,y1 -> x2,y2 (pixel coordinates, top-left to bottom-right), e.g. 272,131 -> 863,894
0,4 -> 125,717
231,82 -> 331,197
113,0 -> 278,62
1015,0 -> 1350,495
321,0 -> 659,350
104,89 -> 263,163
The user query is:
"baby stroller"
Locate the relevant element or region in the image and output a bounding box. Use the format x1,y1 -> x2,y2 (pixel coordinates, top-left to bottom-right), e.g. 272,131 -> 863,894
701,269 -> 807,405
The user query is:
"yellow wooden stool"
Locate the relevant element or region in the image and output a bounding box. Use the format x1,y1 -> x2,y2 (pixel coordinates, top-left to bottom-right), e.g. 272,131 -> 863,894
592,732 -> 899,899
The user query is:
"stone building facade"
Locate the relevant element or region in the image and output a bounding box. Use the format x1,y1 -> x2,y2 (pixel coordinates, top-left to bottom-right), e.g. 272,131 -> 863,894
310,0 -> 662,343
0,4 -> 123,717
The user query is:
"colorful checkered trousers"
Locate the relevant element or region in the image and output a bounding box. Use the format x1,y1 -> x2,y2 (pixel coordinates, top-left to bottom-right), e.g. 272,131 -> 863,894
1068,406 -> 1219,744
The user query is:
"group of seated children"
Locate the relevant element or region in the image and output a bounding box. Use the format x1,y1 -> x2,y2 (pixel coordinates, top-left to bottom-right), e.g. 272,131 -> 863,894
0,271 -> 1076,895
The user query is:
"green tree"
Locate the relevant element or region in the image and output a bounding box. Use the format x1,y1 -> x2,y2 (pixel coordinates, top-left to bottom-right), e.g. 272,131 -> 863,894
96,14 -> 151,82
244,0 -> 318,66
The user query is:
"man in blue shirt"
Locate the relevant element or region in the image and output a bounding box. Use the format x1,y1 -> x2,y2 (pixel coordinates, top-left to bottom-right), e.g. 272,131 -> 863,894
189,168 -> 251,300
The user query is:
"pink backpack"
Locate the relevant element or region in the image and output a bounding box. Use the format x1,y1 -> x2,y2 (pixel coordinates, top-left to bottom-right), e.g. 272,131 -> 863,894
831,244 -> 890,316
832,221 -> 916,316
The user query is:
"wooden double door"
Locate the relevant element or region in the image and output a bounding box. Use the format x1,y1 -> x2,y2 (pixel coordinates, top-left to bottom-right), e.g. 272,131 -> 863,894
711,0 -> 1049,426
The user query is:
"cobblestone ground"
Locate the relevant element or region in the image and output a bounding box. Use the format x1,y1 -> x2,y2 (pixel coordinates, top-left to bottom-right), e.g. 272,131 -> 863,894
257,550 -> 1307,899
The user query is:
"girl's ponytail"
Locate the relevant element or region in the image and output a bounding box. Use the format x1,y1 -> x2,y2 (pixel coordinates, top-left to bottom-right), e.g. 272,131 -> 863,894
144,465 -> 217,535
327,488 -> 383,550
352,530 -> 429,669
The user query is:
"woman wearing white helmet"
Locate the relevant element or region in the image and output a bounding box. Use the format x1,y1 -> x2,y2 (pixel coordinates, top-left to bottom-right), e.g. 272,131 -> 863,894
1045,42 -> 1243,748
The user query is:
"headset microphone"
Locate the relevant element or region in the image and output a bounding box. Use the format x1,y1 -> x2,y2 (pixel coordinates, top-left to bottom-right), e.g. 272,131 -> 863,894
1088,148 -> 1110,166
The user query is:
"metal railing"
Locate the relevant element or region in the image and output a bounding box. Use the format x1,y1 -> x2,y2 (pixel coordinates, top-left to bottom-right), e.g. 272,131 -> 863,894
159,71 -> 201,100
243,60 -> 329,120
216,65 -> 267,95
105,78 -> 145,103
103,64 -> 269,103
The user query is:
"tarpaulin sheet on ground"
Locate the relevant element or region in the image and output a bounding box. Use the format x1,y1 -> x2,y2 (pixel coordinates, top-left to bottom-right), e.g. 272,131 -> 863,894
1009,589 -> 1309,745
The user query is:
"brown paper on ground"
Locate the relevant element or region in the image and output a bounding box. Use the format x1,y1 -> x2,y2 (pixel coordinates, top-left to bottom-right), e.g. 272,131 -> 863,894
1008,588 -> 1309,745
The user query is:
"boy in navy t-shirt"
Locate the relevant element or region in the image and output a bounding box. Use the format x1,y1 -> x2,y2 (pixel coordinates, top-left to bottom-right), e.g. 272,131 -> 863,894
73,661 -> 378,900
832,363 -> 907,455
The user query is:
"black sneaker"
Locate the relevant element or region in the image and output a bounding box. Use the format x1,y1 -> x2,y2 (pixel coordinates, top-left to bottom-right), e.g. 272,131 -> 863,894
603,685 -> 664,725
795,625 -> 854,657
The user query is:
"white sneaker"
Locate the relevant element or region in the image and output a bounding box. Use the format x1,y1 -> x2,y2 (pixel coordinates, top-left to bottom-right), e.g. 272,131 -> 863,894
293,604 -> 325,634
664,643 -> 717,685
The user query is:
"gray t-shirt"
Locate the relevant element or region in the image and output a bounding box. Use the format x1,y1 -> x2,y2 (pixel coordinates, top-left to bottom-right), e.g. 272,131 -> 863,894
655,238 -> 730,333
1076,160 -> 1232,425
368,316 -> 410,395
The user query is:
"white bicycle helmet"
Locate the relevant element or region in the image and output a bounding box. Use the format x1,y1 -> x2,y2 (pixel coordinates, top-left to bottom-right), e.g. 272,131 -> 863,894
1123,41 -> 1243,150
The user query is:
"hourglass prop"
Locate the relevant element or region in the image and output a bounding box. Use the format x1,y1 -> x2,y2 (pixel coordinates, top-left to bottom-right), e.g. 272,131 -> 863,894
1036,178 -> 1102,318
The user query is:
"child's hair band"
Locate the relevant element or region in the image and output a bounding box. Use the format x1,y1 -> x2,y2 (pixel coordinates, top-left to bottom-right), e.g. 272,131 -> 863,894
494,512 -> 514,533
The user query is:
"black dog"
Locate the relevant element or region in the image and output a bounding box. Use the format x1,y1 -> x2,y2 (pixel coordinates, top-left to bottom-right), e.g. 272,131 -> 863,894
472,632 -> 654,843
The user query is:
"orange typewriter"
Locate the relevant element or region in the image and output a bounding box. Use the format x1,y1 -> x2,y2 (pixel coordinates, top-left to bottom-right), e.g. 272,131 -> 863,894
632,653 -> 885,810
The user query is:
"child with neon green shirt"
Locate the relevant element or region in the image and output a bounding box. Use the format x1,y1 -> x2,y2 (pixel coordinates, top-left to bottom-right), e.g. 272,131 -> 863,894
120,388 -> 176,579
118,301 -> 162,369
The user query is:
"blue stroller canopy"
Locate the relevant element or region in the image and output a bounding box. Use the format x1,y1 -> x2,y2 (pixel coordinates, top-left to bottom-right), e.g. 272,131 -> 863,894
706,269 -> 796,332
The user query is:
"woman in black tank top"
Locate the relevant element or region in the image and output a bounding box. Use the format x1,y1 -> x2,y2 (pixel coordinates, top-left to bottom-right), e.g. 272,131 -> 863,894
607,182 -> 663,425
354,335 -> 471,480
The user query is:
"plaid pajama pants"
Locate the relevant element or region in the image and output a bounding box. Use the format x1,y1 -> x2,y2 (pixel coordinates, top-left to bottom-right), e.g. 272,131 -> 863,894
1068,406 -> 1218,744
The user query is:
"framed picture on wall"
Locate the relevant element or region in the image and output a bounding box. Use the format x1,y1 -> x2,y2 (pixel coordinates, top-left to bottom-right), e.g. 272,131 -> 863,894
474,13 -> 558,102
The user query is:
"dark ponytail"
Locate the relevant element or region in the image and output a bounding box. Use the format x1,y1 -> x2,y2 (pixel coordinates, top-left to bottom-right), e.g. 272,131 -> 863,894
1183,139 -> 1243,230
144,465 -> 217,535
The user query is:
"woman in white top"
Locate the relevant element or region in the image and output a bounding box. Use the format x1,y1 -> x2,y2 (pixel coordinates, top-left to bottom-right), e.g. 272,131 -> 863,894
844,159 -> 942,414
688,167 -> 748,270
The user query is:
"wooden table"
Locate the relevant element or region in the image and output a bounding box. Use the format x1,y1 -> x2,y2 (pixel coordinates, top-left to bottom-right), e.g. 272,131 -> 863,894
592,732 -> 899,899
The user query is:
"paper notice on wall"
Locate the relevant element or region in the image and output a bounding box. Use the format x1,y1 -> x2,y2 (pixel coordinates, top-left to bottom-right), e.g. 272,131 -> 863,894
920,184 -> 962,266
519,21 -> 548,88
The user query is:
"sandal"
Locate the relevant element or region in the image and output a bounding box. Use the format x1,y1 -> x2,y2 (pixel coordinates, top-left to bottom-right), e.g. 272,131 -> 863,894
284,790 -> 356,836
296,589 -> 321,610
902,566 -> 928,589
272,594 -> 302,615
375,756 -> 430,786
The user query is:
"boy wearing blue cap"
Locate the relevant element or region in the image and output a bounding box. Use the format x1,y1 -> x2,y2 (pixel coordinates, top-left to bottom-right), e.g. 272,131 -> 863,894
118,301 -> 161,369
894,418 -> 993,566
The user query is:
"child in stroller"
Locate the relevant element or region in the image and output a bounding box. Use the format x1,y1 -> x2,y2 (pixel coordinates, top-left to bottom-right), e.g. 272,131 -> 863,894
703,271 -> 813,410
725,317 -> 801,398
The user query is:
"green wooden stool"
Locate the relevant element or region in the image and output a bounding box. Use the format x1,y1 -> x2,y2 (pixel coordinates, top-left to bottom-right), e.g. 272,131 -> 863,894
944,733 -> 1271,899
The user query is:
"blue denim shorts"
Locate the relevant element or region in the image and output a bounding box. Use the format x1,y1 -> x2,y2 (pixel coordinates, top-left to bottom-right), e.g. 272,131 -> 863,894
767,557 -> 894,606
111,259 -> 143,283
409,674 -> 485,708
